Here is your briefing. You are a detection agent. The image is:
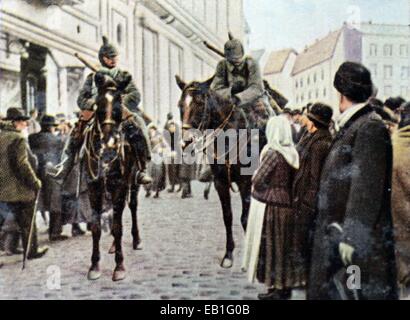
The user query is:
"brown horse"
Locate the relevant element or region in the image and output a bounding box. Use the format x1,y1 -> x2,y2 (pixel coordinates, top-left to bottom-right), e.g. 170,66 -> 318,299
83,71 -> 141,281
175,75 -> 265,268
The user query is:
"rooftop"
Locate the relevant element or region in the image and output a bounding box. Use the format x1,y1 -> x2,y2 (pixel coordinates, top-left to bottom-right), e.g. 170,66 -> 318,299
292,28 -> 343,75
263,48 -> 296,75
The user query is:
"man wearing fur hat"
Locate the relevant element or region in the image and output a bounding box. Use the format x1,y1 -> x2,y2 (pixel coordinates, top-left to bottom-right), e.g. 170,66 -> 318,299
53,36 -> 152,185
210,35 -> 273,132
308,62 -> 397,300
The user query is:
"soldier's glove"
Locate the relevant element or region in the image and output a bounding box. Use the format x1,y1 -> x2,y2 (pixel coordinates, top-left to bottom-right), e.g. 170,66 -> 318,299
339,242 -> 355,266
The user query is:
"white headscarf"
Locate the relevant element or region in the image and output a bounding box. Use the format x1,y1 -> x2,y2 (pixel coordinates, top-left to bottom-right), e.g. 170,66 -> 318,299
260,115 -> 300,169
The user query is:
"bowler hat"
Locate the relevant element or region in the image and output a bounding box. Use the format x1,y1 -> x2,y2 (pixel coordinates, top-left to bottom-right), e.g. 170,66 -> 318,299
5,107 -> 30,121
334,62 -> 374,103
307,103 -> 333,128
40,115 -> 58,126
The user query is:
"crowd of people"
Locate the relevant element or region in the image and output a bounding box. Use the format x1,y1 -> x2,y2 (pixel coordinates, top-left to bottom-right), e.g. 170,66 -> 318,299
242,61 -> 410,300
0,107 -> 200,264
0,31 -> 409,301
0,109 -> 90,259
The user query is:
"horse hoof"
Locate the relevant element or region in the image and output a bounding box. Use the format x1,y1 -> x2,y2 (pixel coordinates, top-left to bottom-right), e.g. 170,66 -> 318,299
87,269 -> 101,281
108,243 -> 115,254
133,241 -> 143,250
221,257 -> 233,269
112,269 -> 126,282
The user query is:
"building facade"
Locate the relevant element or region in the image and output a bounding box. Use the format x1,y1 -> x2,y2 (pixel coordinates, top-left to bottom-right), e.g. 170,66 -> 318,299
261,22 -> 410,112
361,22 -> 410,101
0,0 -> 246,125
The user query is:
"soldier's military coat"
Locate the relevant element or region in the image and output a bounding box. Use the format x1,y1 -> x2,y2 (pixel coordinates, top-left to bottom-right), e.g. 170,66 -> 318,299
77,67 -> 141,113
210,57 -> 272,128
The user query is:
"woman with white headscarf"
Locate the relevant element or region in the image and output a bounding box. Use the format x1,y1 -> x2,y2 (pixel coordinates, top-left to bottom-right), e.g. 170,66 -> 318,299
242,115 -> 299,300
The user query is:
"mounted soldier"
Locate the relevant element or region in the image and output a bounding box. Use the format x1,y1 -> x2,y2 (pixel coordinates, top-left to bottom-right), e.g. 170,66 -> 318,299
52,36 -> 152,185
210,34 -> 274,133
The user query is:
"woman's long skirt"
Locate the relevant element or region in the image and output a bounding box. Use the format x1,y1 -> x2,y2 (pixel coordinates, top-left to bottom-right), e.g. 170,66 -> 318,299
256,205 -> 295,290
242,197 -> 266,283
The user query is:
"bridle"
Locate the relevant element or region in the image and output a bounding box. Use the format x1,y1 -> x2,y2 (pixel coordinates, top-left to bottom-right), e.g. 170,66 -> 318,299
83,89 -> 126,181
181,87 -> 251,192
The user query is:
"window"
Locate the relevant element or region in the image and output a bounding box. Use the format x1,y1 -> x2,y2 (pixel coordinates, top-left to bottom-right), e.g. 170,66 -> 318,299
25,75 -> 37,112
384,86 -> 393,97
383,44 -> 393,56
296,95 -> 299,103
370,64 -> 378,77
323,88 -> 327,97
370,44 -> 377,56
300,79 -> 303,88
401,66 -> 410,79
314,73 -> 317,83
295,80 -> 298,89
384,65 -> 393,79
116,24 -> 123,46
308,91 -> 312,100
301,94 -> 304,102
321,69 -> 324,80
316,89 -> 319,99
307,76 -> 310,85
400,45 -> 408,57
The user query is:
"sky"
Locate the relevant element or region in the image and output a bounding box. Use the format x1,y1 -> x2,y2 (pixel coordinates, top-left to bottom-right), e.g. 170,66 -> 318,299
244,0 -> 410,51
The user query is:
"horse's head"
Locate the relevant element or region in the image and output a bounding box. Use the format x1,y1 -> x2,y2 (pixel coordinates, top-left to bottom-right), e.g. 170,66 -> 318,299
175,75 -> 214,147
94,71 -> 127,169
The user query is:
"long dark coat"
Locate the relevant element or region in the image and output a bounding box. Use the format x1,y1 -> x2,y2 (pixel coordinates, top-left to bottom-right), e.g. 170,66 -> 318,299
292,128 -> 333,286
308,105 -> 398,300
29,131 -> 64,212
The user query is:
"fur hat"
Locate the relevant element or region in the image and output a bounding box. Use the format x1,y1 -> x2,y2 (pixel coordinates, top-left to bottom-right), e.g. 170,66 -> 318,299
334,62 -> 374,103
98,36 -> 118,67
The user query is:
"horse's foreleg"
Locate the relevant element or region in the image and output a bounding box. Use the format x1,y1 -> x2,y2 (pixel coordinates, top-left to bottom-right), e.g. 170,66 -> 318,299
214,179 -> 234,268
238,179 -> 252,232
88,184 -> 103,281
112,190 -> 126,282
129,183 -> 142,250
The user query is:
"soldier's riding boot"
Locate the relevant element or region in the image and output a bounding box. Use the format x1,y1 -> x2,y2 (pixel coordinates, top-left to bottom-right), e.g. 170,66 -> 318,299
122,116 -> 153,185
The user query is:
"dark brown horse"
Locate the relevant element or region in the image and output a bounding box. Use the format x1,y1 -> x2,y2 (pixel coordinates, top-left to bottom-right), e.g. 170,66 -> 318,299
83,71 -> 141,281
175,75 -> 265,268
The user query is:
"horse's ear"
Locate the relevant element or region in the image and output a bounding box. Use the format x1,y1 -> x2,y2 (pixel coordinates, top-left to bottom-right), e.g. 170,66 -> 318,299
228,32 -> 234,40
175,75 -> 186,91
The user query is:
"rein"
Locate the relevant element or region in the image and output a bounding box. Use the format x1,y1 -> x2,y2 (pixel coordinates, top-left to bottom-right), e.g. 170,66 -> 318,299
83,116 -> 125,181
184,93 -> 250,193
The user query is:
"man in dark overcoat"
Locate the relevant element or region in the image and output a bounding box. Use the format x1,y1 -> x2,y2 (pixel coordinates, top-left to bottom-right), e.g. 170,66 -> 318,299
292,103 -> 333,287
29,115 -> 68,241
308,62 -> 398,300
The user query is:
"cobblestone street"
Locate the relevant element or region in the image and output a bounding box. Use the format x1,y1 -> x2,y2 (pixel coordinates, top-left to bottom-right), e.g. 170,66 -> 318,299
0,182 -> 271,300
